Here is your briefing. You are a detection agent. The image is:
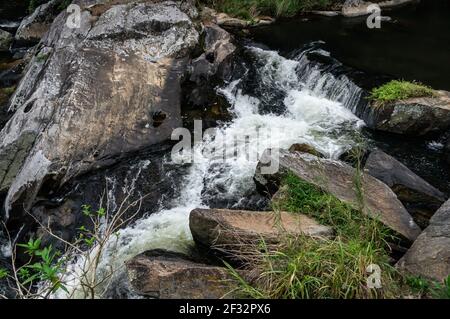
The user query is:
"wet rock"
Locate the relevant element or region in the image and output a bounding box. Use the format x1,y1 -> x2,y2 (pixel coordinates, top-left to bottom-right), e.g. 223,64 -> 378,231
0,0 -> 200,217
32,199 -> 79,249
342,0 -> 417,17
254,148 -> 421,241
214,12 -> 249,29
397,199 -> 450,282
15,0 -> 64,46
365,149 -> 446,228
310,11 -> 341,17
201,7 -> 272,30
25,143 -> 187,247
190,208 -> 333,251
342,0 -> 372,17
361,90 -> 450,136
289,143 -> 325,158
253,16 -> 275,26
126,249 -> 237,299
0,29 -> 12,51
187,22 -> 236,106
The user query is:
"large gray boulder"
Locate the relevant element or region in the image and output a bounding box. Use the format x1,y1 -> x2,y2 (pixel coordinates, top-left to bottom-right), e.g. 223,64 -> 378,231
364,149 -> 446,227
0,0 -> 200,216
14,0 -> 65,45
126,249 -> 237,299
360,90 -> 450,136
254,148 -> 421,241
190,208 -> 333,250
397,199 -> 450,282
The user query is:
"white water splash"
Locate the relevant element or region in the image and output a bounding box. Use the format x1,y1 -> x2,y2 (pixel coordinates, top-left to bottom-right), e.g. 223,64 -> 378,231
53,46 -> 365,298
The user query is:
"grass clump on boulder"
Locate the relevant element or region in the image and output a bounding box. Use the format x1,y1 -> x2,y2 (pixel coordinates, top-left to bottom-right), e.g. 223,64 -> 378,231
227,173 -> 404,299
369,80 -> 435,105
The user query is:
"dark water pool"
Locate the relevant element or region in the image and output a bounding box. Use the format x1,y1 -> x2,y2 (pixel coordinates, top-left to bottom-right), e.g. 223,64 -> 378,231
250,0 -> 450,91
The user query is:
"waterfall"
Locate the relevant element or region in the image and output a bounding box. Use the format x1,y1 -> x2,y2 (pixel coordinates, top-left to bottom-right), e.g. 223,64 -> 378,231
51,44 -> 366,298
293,43 -> 365,113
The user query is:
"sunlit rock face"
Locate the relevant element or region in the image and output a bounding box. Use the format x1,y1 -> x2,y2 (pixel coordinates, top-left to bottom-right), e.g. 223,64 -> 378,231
0,0 -> 200,217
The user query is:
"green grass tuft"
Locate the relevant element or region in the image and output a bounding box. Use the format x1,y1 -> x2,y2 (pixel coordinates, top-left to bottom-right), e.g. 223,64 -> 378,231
369,80 -> 435,105
227,171 -> 404,299
202,0 -> 332,20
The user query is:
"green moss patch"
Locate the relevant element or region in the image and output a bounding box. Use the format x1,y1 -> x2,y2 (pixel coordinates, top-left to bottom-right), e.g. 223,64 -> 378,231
369,80 -> 435,105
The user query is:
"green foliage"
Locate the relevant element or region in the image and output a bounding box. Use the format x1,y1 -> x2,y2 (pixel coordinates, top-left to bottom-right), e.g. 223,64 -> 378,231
229,161 -> 402,298
0,268 -> 8,280
82,204 -> 106,218
431,276 -> 450,299
35,52 -> 50,63
369,80 -> 435,105
406,275 -> 430,293
82,204 -> 92,216
17,238 -> 67,294
202,0 -> 332,19
230,235 -> 399,299
406,275 -> 450,299
274,173 -> 393,245
17,238 -> 42,256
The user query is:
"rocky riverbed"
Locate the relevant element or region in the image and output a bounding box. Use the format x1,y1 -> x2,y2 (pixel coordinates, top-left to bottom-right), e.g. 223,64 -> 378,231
0,0 -> 449,299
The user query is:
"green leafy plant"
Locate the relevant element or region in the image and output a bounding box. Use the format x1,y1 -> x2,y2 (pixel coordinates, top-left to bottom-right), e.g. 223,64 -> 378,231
369,80 -> 435,105
82,204 -> 92,217
17,238 -> 42,256
406,275 -> 430,295
15,238 -> 67,295
0,268 -> 8,280
1,183 -> 149,299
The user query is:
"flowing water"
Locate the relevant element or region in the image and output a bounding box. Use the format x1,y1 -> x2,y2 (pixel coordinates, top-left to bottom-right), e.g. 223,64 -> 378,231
53,45 -> 365,298
2,0 -> 449,298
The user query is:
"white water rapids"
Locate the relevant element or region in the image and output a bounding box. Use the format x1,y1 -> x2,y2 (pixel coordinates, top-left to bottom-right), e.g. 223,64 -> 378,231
52,46 -> 365,298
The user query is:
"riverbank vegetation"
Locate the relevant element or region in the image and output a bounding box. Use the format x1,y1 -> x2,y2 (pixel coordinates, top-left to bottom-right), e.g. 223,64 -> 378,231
224,143 -> 448,299
201,0 -> 334,19
227,172 -> 402,298
226,171 -> 450,299
369,80 -> 435,105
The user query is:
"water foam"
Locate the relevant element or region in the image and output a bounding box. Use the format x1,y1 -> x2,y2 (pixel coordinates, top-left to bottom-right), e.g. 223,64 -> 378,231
53,46 -> 364,298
